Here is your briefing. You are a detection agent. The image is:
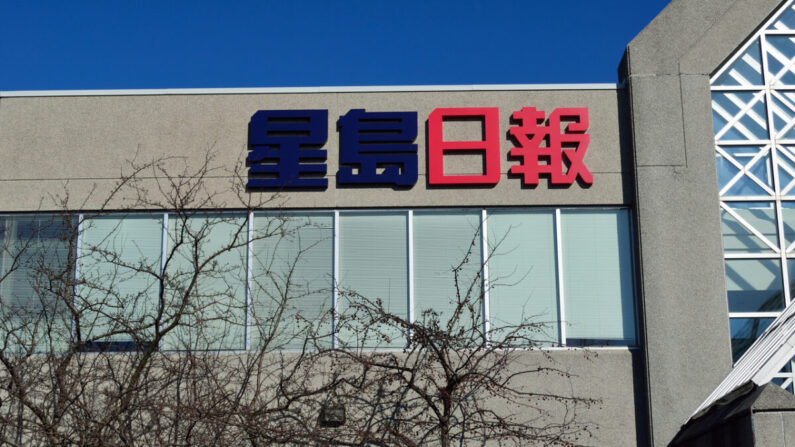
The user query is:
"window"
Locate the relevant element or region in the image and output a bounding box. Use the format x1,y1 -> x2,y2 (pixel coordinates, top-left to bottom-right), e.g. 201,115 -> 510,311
251,213 -> 333,350
711,0 -> 795,369
0,207 -> 637,353
0,215 -> 73,353
487,210 -> 559,344
413,211 -> 482,333
337,212 -> 408,348
561,210 -> 636,346
161,213 -> 248,351
78,214 -> 162,347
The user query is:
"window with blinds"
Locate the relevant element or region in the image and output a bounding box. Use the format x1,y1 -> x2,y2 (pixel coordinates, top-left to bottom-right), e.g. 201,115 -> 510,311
0,207 -> 637,353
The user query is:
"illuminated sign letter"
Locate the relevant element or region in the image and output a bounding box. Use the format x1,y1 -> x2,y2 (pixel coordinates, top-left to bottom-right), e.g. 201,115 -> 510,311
337,109 -> 418,186
247,110 -> 328,189
427,107 -> 501,185
509,107 -> 593,186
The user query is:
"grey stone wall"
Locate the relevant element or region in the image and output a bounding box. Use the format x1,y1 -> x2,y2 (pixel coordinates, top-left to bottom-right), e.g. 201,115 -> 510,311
0,88 -> 629,211
624,0 -> 785,445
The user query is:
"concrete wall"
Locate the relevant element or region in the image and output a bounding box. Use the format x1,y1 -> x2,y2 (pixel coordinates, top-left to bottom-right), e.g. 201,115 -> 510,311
519,349 -> 647,446
0,87 -> 642,444
754,412 -> 795,446
0,88 -> 630,211
624,0 -> 785,445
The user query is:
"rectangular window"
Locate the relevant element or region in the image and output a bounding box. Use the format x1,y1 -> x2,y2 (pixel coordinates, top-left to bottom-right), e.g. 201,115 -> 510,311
0,215 -> 73,353
725,259 -> 785,312
721,202 -> 777,253
251,213 -> 333,350
413,211 -> 482,335
487,210 -> 559,345
560,209 -> 636,346
161,213 -> 248,351
337,212 -> 408,348
78,215 -> 162,347
7,206 -> 636,353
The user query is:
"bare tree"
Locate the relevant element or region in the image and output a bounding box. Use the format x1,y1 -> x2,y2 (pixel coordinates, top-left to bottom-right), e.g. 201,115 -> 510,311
0,152 -> 598,447
311,231 -> 598,447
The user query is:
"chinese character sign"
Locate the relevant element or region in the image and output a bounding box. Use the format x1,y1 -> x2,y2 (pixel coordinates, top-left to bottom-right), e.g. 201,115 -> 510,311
426,108 -> 501,185
338,109 -> 418,186
248,110 -> 329,189
246,107 -> 592,190
508,107 -> 593,186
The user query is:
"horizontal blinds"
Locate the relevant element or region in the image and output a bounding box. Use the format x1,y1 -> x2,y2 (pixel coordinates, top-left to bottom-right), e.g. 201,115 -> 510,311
162,214 -> 247,351
79,215 -> 162,343
251,213 -> 333,350
0,216 -> 73,352
561,210 -> 635,345
487,210 -> 559,345
1,207 -> 637,351
337,212 -> 408,348
413,211 -> 481,334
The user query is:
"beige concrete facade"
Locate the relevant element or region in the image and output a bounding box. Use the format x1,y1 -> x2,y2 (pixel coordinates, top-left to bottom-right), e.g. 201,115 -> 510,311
0,87 -> 642,444
0,88 -> 630,211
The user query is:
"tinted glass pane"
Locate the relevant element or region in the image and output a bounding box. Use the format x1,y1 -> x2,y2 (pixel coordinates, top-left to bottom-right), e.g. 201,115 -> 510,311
725,259 -> 785,312
414,211 -> 482,338
0,215 -> 73,353
561,210 -> 635,345
730,317 -> 774,361
781,201 -> 795,252
721,202 -> 777,253
768,4 -> 795,32
713,40 -> 764,87
162,214 -> 247,351
777,147 -> 795,196
716,146 -> 772,196
338,213 -> 408,348
487,210 -> 559,345
79,215 -> 162,344
252,213 -> 333,350
770,92 -> 795,136
767,37 -> 795,86
712,91 -> 768,141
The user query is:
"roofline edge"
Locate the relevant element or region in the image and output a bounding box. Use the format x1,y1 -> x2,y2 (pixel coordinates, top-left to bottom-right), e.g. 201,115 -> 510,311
0,83 -> 621,98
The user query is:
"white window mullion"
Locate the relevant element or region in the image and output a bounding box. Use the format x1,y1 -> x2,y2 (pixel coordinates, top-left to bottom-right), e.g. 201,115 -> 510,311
72,214 -> 84,343
480,209 -> 490,345
159,212 -> 168,350
554,209 -> 567,345
724,252 -> 781,259
761,32 -> 792,307
407,210 -> 414,326
778,198 -> 791,306
729,311 -> 783,318
245,211 -> 253,351
332,210 -> 339,349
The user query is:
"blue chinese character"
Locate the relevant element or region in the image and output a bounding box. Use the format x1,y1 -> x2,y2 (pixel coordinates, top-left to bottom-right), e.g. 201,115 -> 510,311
337,109 -> 418,187
247,110 -> 328,189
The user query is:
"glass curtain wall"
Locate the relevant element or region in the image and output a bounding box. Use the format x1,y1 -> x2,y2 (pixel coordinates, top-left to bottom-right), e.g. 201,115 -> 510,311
711,0 -> 795,389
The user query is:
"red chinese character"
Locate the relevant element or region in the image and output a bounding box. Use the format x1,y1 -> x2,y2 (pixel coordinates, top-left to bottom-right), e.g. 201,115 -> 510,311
427,107 -> 501,185
509,107 -> 593,186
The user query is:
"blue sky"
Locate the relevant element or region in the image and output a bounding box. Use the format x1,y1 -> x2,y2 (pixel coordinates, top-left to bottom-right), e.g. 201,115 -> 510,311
0,1 -> 671,91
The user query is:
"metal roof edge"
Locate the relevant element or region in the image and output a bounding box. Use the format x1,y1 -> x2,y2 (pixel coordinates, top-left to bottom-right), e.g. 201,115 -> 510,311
0,83 -> 621,97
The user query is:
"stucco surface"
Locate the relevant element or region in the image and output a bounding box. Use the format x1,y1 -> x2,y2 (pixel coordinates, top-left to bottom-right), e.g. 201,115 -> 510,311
625,0 -> 793,445
0,89 -> 629,211
463,349 -> 646,446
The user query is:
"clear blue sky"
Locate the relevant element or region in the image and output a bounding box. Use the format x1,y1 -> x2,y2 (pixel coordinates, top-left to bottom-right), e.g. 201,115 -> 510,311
0,1 -> 671,91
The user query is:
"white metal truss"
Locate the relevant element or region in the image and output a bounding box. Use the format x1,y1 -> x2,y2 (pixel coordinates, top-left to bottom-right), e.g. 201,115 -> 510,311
711,0 -> 795,396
